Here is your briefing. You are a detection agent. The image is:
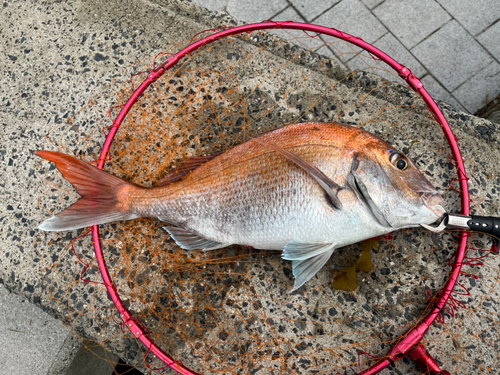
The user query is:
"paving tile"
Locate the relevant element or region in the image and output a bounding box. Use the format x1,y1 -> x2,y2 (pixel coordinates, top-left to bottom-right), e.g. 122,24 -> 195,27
437,0 -> 500,36
314,0 -> 387,44
190,0 -> 228,13
373,0 -> 451,49
313,0 -> 387,63
421,75 -> 466,112
361,0 -> 385,10
373,32 -> 427,78
412,20 -> 493,92
477,20 -> 500,62
270,6 -> 325,51
288,0 -> 339,22
226,0 -> 288,24
453,61 -> 500,113
341,32 -> 427,83
268,28 -> 325,51
272,4 -> 306,22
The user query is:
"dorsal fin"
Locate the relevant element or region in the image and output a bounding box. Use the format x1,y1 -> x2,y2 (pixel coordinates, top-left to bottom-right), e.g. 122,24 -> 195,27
156,152 -> 223,186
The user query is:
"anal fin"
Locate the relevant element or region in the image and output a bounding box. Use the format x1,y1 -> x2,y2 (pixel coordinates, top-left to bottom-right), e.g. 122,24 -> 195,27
163,226 -> 228,251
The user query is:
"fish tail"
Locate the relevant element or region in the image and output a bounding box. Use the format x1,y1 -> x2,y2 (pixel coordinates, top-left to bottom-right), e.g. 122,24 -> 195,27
35,151 -> 138,231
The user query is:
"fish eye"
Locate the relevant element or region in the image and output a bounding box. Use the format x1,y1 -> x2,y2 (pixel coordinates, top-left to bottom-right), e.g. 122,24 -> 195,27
396,159 -> 407,170
388,151 -> 408,170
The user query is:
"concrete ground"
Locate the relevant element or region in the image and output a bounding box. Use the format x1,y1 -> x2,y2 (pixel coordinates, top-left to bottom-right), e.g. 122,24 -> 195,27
1,0 -> 499,374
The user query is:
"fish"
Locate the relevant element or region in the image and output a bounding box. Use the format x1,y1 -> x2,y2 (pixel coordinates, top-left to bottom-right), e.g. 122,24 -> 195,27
35,122 -> 444,290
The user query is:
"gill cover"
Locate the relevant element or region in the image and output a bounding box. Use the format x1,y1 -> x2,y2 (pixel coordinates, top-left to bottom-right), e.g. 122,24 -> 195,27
352,148 -> 442,229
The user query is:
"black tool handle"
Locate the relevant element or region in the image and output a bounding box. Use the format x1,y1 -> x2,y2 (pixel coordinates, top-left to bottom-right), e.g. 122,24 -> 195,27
467,216 -> 500,238
467,216 -> 500,252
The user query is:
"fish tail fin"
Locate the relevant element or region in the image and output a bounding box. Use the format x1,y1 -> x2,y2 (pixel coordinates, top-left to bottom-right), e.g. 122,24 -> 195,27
35,151 -> 138,231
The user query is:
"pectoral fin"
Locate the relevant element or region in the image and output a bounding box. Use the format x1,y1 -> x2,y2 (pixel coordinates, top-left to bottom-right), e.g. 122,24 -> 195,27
291,248 -> 335,290
163,226 -> 229,251
255,140 -> 342,210
282,240 -> 336,290
283,240 -> 336,260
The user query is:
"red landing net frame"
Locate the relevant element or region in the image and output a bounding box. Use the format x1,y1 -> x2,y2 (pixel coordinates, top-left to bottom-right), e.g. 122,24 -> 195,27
90,22 -> 469,375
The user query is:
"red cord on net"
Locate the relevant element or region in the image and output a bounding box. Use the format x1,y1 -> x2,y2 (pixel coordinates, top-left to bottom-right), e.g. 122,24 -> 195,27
302,29 -> 321,39
426,279 -> 471,324
189,26 -> 234,45
358,350 -> 388,373
90,152 -> 113,166
447,234 -> 496,268
153,52 -> 175,72
108,104 -> 125,128
134,317 -> 181,372
71,230 -> 106,286
84,21 -> 470,375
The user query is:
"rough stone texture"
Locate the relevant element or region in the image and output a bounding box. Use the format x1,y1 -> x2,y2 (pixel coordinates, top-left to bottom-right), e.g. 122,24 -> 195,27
0,0 -> 242,373
412,20 -> 493,92
2,0 -> 500,374
373,0 -> 451,49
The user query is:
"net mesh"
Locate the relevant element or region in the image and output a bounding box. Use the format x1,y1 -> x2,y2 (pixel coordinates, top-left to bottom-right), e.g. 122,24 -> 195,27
34,28 -> 499,374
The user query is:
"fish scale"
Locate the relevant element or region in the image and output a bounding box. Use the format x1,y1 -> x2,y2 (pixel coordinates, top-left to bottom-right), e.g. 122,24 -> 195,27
148,150 -> 336,248
130,124 -> 399,249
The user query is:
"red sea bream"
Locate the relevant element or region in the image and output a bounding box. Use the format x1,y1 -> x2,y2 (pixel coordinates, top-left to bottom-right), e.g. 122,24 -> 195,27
36,122 -> 444,289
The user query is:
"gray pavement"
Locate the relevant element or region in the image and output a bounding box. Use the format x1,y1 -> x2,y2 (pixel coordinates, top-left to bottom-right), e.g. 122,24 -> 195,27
0,282 -> 116,374
1,0 -> 499,374
194,0 -> 500,114
0,284 -> 67,374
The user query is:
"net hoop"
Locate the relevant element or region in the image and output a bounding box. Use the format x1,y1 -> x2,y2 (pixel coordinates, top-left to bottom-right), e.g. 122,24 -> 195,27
90,21 -> 470,374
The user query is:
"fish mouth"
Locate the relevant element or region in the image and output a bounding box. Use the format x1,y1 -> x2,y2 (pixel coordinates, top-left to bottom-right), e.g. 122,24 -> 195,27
420,191 -> 445,219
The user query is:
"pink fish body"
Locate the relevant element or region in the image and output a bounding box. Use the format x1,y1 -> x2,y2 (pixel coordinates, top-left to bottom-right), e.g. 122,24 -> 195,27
36,122 -> 443,289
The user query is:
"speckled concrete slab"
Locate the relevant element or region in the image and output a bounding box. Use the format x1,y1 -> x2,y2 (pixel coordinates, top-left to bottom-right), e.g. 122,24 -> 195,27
1,0 -> 238,308
2,0 -> 500,374
0,0 -> 240,372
